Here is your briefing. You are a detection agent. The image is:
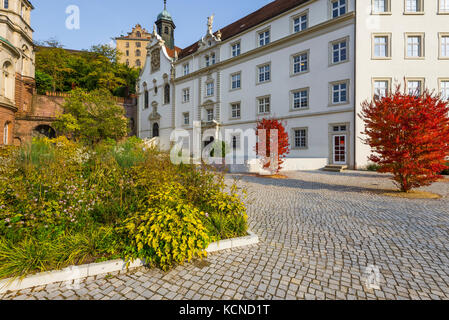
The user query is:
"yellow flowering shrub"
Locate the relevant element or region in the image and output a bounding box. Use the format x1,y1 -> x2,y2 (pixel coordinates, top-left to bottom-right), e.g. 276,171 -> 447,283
121,182 -> 211,271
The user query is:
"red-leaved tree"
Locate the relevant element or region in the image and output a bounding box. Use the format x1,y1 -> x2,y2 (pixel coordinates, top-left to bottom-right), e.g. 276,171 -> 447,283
360,86 -> 449,192
255,118 -> 290,174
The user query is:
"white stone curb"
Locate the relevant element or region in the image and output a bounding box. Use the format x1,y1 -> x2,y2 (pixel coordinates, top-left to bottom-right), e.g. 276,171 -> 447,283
0,231 -> 259,294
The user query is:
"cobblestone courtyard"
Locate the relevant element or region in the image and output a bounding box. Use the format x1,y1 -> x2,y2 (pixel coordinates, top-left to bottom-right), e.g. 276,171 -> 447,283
2,171 -> 449,300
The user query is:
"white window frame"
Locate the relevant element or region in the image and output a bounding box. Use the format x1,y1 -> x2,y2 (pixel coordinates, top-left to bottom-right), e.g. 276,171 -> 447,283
182,88 -> 190,103
258,28 -> 270,47
231,72 -> 242,90
372,34 -> 391,59
231,41 -> 241,57
206,108 -> 214,122
183,112 -> 190,126
230,102 -> 241,120
439,79 -> 449,101
330,0 -> 347,19
257,63 -> 271,84
292,50 -> 309,76
330,80 -> 350,105
206,82 -> 214,97
372,0 -> 391,14
183,63 -> 190,76
372,78 -> 391,99
231,134 -> 241,150
404,0 -> 424,14
439,33 -> 449,59
292,128 -> 308,149
330,37 -> 349,65
405,33 -> 424,59
439,0 -> 449,13
3,122 -> 9,145
406,78 -> 425,96
257,96 -> 271,115
292,11 -> 308,33
291,88 -> 309,110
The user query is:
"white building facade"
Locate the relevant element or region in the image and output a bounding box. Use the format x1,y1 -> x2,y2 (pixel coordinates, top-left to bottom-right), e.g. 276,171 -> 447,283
138,0 -> 449,171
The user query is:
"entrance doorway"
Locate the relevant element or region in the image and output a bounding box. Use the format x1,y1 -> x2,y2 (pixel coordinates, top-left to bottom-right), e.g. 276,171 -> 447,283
333,135 -> 347,164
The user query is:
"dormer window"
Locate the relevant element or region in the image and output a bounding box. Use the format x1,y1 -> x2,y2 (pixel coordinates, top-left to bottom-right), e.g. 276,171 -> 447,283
136,31 -> 141,37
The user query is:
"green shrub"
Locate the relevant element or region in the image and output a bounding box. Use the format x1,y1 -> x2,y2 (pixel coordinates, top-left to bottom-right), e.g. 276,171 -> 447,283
0,136 -> 248,278
366,163 -> 380,172
120,182 -> 210,271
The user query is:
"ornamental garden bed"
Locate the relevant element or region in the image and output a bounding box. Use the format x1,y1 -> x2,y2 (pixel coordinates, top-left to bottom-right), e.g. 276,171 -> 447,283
0,137 -> 248,282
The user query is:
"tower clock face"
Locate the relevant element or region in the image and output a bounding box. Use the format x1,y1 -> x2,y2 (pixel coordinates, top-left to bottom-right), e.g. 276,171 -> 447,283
151,49 -> 160,73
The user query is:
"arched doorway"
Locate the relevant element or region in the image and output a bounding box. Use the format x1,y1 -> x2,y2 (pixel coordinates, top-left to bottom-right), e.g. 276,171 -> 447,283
33,125 -> 56,139
152,123 -> 159,138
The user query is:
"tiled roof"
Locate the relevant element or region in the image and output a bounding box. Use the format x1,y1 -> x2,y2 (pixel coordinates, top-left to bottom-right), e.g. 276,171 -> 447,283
178,0 -> 310,60
165,46 -> 182,58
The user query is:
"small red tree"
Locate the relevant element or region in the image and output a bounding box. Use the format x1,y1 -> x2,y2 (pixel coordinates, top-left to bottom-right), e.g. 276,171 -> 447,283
255,118 -> 290,174
360,86 -> 449,192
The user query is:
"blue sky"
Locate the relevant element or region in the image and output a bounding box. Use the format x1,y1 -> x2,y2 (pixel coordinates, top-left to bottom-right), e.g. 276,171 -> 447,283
32,0 -> 273,50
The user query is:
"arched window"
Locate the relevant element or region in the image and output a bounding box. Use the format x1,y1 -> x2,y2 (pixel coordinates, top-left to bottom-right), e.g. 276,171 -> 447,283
152,123 -> 159,138
33,125 -> 56,139
164,84 -> 170,104
3,61 -> 13,100
136,31 -> 141,38
3,122 -> 9,145
135,59 -> 141,67
136,49 -> 141,57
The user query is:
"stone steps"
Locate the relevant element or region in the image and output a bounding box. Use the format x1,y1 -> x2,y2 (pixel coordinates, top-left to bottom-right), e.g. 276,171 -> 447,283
323,165 -> 348,172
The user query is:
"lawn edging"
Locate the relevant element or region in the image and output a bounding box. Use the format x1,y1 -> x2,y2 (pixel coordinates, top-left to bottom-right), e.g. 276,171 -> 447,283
0,231 -> 259,294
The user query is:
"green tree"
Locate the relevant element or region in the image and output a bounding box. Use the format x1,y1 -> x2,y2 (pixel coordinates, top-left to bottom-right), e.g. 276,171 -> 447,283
34,70 -> 53,94
54,88 -> 129,144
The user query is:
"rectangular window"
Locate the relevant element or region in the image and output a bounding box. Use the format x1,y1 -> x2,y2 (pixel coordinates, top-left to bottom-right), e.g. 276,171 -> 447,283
292,89 -> 309,109
331,0 -> 347,18
231,103 -> 241,119
441,0 -> 449,12
332,82 -> 348,104
374,80 -> 389,99
259,30 -> 270,47
258,64 -> 271,83
441,36 -> 449,58
144,90 -> 149,109
293,52 -> 308,74
373,36 -> 389,58
332,39 -> 348,64
183,63 -> 190,76
405,0 -> 422,12
294,129 -> 307,149
183,113 -> 190,125
293,14 -> 308,33
231,73 -> 241,90
205,56 -> 210,67
373,0 -> 388,13
441,81 -> 449,100
206,109 -> 214,122
211,53 -> 216,65
258,97 -> 271,114
407,35 -> 423,58
183,88 -> 190,103
206,82 -> 214,96
232,42 -> 241,57
407,80 -> 423,96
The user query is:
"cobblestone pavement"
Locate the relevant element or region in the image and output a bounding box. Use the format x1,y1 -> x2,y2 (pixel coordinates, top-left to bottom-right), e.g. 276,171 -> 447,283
2,171 -> 449,300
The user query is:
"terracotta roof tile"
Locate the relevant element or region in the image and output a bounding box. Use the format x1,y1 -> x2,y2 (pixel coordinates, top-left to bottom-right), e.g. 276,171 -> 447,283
165,46 -> 182,58
178,0 -> 310,59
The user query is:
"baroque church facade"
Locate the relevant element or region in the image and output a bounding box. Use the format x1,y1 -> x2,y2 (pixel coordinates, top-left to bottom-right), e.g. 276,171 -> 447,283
137,0 -> 449,171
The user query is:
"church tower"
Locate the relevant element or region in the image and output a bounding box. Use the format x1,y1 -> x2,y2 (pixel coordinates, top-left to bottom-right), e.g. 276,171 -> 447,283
155,0 -> 175,50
